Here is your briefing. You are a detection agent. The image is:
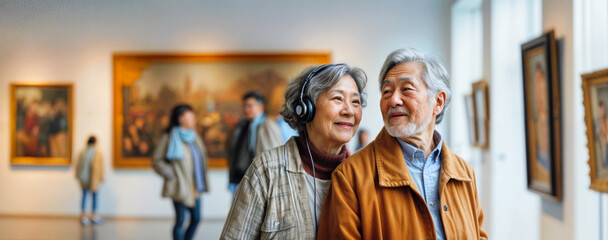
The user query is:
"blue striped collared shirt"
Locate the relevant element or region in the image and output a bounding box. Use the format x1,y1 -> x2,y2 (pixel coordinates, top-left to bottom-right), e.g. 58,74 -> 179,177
396,131 -> 445,240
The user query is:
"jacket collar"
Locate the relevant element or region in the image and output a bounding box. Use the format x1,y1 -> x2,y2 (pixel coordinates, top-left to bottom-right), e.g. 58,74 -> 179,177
375,128 -> 471,188
284,137 -> 305,173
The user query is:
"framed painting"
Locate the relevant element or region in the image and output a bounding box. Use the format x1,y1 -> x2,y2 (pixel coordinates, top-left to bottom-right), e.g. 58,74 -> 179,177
582,68 -> 608,193
521,30 -> 562,200
113,52 -> 330,168
10,83 -> 73,166
472,80 -> 489,149
464,93 -> 477,146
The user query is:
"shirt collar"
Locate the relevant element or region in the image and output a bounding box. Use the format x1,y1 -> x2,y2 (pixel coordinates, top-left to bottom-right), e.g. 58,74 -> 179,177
396,131 -> 443,163
374,128 -> 471,188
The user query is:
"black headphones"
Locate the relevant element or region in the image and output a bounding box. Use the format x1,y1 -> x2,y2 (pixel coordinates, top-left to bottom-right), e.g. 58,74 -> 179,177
295,63 -> 345,234
295,64 -> 339,123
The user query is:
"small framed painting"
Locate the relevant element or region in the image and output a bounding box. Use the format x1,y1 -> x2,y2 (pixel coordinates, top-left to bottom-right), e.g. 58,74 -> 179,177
11,83 -> 73,166
472,80 -> 489,149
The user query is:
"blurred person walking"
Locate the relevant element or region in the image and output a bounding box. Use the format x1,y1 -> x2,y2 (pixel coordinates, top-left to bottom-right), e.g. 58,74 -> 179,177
152,104 -> 209,240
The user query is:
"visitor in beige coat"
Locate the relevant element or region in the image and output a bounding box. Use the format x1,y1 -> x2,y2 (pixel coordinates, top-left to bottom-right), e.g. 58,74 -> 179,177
75,136 -> 104,226
152,104 -> 209,240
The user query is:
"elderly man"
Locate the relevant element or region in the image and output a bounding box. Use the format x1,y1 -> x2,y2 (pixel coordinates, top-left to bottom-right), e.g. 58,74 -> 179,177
318,48 -> 487,239
227,91 -> 283,196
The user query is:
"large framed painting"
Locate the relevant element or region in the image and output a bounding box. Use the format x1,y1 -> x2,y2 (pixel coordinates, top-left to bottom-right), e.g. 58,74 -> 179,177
113,52 -> 330,168
10,83 -> 73,166
582,68 -> 608,193
472,80 -> 489,149
521,30 -> 562,200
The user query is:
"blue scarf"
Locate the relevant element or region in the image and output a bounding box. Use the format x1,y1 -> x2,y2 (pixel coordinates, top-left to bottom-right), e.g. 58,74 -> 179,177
166,127 -> 196,161
248,114 -> 266,152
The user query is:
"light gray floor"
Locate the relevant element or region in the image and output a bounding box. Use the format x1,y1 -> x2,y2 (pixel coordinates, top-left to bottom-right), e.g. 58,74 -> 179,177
0,217 -> 225,240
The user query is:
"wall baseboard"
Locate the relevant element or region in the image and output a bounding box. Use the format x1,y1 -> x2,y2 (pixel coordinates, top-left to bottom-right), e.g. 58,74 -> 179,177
0,214 -> 225,222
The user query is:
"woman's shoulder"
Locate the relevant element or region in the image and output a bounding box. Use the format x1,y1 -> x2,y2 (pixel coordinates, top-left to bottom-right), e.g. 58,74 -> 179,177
152,133 -> 170,158
250,139 -> 298,172
252,144 -> 288,168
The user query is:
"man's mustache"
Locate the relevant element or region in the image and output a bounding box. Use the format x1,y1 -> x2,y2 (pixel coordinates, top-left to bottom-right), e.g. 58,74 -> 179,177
387,107 -> 410,117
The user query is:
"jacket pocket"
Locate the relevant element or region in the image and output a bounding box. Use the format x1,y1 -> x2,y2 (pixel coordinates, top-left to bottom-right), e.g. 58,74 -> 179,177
162,176 -> 176,197
260,195 -> 297,239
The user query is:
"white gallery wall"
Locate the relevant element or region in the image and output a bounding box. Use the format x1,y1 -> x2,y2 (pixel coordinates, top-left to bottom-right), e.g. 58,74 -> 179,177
0,1 -> 451,219
452,0 -> 543,239
486,0 -> 543,239
541,0 -> 608,239
452,0 -> 608,239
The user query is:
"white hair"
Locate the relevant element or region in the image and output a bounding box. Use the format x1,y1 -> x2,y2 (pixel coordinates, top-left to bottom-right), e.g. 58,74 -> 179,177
378,48 -> 451,124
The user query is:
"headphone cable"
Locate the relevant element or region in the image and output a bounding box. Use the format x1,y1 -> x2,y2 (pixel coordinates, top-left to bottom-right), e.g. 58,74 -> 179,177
304,130 -> 318,237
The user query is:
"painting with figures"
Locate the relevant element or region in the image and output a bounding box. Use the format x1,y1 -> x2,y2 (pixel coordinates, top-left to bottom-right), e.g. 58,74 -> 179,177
11,84 -> 73,166
113,53 -> 330,168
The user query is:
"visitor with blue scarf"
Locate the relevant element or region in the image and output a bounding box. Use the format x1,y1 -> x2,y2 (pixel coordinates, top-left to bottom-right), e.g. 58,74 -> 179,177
152,104 -> 209,240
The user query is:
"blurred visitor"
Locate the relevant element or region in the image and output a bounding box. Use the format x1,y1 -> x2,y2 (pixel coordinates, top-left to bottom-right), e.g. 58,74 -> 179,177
355,128 -> 370,151
75,136 -> 104,226
277,115 -> 298,142
152,104 -> 209,240
226,91 -> 282,197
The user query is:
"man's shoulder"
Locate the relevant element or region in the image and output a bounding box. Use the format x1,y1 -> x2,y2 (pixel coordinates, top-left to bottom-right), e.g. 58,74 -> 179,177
442,144 -> 477,177
235,119 -> 248,128
261,116 -> 280,128
334,141 -> 377,177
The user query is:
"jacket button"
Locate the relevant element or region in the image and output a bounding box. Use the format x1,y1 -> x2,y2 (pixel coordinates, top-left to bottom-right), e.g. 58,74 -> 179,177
443,205 -> 448,211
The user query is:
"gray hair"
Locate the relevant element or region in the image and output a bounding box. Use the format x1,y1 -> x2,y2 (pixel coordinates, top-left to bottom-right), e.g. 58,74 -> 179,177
281,63 -> 367,134
378,48 -> 451,124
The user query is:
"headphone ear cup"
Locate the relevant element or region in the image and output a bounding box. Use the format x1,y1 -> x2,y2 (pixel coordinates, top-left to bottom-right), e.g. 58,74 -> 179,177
303,97 -> 315,122
295,101 -> 307,122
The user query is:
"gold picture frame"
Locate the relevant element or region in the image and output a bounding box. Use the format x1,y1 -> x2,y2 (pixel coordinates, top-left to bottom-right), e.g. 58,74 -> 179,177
464,93 -> 476,146
472,80 -> 489,149
113,52 -> 330,169
521,30 -> 562,200
10,83 -> 73,166
582,68 -> 608,193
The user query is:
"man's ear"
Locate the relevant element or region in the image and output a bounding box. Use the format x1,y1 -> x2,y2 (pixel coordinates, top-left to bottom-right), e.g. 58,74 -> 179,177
433,91 -> 447,116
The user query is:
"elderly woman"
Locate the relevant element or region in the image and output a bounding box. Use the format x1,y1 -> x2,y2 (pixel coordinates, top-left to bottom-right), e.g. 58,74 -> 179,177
220,63 -> 367,239
152,104 -> 209,240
